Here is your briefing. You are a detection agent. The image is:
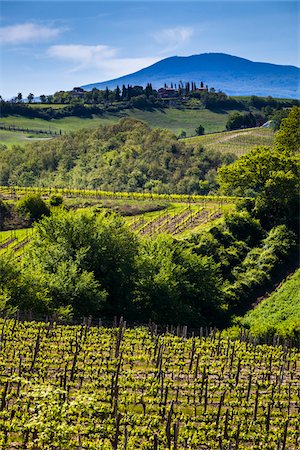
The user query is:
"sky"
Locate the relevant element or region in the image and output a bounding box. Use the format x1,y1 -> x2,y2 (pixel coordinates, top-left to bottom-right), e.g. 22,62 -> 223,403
0,1 -> 299,98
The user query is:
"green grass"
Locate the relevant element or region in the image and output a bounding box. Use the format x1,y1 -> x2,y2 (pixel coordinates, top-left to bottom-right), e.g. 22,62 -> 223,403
125,107 -> 236,135
0,129 -> 52,149
0,108 -> 240,148
237,268 -> 300,337
185,127 -> 275,156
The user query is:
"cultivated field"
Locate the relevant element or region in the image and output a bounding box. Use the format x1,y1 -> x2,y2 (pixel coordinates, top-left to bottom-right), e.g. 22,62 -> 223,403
185,127 -> 275,156
0,186 -> 236,258
0,320 -> 298,449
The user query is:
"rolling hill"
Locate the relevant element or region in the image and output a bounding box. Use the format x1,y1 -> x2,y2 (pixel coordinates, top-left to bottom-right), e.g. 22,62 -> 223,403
81,53 -> 300,98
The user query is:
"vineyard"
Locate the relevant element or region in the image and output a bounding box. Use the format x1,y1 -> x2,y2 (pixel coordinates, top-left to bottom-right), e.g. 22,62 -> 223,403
0,319 -> 298,449
126,204 -> 225,237
185,127 -> 275,157
0,186 -> 239,205
0,187 -> 236,257
0,229 -> 33,258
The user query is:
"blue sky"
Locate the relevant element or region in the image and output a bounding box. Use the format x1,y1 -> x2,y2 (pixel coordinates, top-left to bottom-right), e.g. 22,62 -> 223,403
1,1 -> 299,97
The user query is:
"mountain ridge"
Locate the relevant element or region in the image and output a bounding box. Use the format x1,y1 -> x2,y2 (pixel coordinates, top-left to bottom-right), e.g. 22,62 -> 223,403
81,53 -> 300,98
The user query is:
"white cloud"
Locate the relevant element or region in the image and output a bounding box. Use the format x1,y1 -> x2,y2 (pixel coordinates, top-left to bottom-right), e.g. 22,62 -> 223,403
47,44 -> 118,65
0,23 -> 64,44
153,26 -> 194,52
47,44 -> 159,78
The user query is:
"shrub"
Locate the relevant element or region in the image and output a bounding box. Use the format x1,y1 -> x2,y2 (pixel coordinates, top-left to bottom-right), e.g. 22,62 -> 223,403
49,194 -> 63,207
17,194 -> 50,221
195,124 -> 205,135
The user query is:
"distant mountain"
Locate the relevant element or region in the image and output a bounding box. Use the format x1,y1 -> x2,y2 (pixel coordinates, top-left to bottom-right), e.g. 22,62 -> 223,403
81,53 -> 300,99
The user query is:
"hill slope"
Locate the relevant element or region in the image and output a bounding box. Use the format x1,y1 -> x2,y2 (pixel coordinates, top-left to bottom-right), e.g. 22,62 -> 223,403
82,53 -> 300,98
0,118 -> 235,193
238,268 -> 300,337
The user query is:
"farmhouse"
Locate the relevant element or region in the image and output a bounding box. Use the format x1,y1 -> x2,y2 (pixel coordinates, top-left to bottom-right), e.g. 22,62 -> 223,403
71,87 -> 86,98
157,87 -> 177,98
195,85 -> 209,92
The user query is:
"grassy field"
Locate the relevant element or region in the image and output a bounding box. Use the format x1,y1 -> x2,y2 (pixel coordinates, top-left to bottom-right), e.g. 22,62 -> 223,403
237,268 -> 300,337
0,108 -> 240,148
0,129 -> 52,148
125,107 -> 234,135
0,319 -> 298,449
185,127 -> 275,156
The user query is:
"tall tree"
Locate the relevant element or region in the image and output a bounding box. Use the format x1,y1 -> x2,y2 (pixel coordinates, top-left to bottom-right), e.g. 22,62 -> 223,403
115,85 -> 121,101
105,87 -> 109,102
122,84 -> 127,100
27,93 -> 34,103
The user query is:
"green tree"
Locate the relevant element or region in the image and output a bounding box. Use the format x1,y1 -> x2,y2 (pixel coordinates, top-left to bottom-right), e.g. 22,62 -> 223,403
195,124 -> 205,135
27,93 -> 34,103
25,209 -> 138,316
39,95 -> 46,103
134,235 -> 223,325
218,146 -> 300,228
17,194 -> 50,221
0,254 -> 48,314
115,85 -> 121,101
275,106 -> 300,153
105,87 -> 109,102
49,194 -> 63,206
16,93 -> 23,103
226,112 -> 256,131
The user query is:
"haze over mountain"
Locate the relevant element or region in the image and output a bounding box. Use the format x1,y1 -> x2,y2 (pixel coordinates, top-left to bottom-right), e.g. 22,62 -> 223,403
81,53 -> 300,99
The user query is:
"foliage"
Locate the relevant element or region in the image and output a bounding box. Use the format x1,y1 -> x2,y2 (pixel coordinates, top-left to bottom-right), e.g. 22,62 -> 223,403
0,254 -> 47,314
195,124 -> 205,135
224,225 -> 296,311
0,200 -> 9,230
0,118 -> 234,194
225,112 -> 257,130
218,146 -> 300,228
17,194 -> 50,221
24,209 -> 138,316
222,210 -> 264,246
134,235 -> 223,325
274,105 -> 300,153
49,194 -> 63,206
270,108 -> 290,130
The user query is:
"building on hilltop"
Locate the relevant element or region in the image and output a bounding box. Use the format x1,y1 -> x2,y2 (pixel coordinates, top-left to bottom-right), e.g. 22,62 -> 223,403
71,87 -> 86,98
157,87 -> 177,98
194,86 -> 209,92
